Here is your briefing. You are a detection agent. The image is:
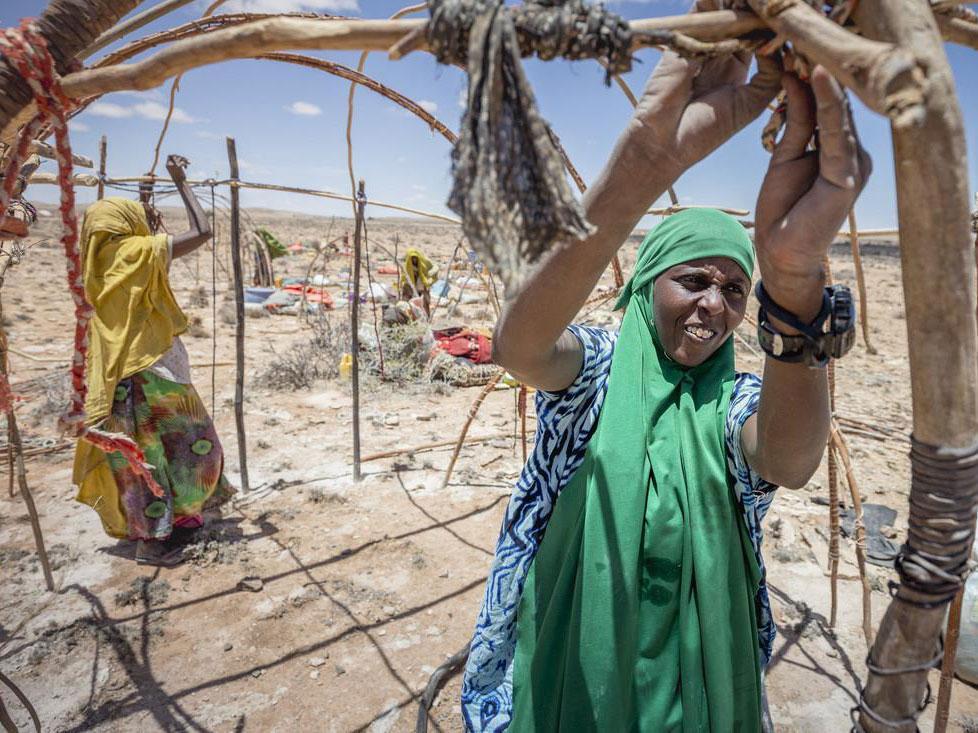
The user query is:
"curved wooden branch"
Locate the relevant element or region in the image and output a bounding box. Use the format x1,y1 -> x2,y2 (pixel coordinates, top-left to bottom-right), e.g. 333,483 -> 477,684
746,0 -> 925,124
83,0 -> 199,59
0,0 -> 139,141
5,10 -> 764,140
261,52 -> 457,144
936,13 -> 978,50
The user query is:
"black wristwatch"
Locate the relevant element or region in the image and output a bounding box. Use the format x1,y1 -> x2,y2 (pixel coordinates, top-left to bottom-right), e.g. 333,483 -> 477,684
755,282 -> 855,367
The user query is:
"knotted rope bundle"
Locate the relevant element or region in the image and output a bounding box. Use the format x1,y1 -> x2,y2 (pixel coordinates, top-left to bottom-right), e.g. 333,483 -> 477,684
428,0 -> 633,290
0,20 -> 164,498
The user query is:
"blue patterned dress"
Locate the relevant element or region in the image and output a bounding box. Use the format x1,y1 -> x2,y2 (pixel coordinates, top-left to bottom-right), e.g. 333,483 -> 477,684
461,325 -> 779,732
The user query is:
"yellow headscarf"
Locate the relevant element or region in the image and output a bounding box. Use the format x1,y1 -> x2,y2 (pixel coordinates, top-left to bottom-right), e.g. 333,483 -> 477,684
398,246 -> 436,293
80,198 -> 187,423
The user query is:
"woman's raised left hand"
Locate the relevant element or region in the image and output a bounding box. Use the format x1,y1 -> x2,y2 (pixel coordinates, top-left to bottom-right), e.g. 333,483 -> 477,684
753,67 -> 872,321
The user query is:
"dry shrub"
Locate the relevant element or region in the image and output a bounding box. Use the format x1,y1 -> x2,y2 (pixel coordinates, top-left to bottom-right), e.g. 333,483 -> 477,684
360,320 -> 433,384
187,285 -> 209,308
187,314 -> 208,338
219,301 -> 236,325
25,371 -> 70,425
256,310 -> 350,390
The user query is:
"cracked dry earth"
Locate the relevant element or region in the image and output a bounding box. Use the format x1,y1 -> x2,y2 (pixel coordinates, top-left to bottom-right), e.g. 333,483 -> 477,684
2,207 -> 978,732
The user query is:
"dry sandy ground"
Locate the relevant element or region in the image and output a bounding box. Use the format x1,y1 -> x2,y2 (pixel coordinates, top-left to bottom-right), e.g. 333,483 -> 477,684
1,204 -> 977,732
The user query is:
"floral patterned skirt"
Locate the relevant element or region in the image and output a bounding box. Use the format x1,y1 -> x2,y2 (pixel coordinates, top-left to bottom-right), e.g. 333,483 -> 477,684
75,371 -> 234,541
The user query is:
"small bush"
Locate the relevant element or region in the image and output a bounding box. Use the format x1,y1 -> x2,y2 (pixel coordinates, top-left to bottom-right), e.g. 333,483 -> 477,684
256,311 -> 350,390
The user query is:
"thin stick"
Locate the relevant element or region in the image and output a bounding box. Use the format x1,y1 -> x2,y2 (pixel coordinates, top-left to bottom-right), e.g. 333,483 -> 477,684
442,371 -> 504,489
934,589 -> 964,733
0,442 -> 72,460
6,413 -> 54,592
0,670 -> 40,733
233,180 -> 459,224
149,76 -> 180,176
825,255 -> 840,629
0,291 -> 53,592
648,203 -> 750,217
831,422 -> 874,647
828,360 -> 841,628
360,219 -> 385,377
0,694 -> 15,733
264,52 -> 455,144
82,0 -> 200,59
415,644 -> 469,733
346,4 -> 427,218
210,183 -> 217,417
360,431 -> 512,463
226,137 -> 249,493
847,208 -> 876,354
351,180 -> 366,482
547,124 -> 626,293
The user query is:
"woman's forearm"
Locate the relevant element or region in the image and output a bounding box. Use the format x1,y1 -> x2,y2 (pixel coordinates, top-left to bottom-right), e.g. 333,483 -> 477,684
493,129 -> 682,381
170,180 -> 211,259
750,267 -> 831,489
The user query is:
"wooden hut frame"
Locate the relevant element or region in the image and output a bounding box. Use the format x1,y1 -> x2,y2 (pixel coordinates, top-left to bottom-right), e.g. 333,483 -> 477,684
1,2 -> 976,731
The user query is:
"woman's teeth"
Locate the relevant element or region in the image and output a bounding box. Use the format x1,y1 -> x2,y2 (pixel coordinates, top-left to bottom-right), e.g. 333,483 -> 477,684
684,325 -> 716,341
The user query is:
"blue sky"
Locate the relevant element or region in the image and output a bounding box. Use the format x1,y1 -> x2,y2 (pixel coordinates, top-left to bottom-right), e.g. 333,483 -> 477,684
5,0 -> 978,228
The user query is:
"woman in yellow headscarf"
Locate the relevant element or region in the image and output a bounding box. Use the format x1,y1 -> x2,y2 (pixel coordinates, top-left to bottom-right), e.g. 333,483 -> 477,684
73,155 -> 232,566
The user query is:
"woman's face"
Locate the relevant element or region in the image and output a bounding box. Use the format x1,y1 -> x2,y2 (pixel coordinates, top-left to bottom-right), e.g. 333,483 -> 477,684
652,256 -> 750,367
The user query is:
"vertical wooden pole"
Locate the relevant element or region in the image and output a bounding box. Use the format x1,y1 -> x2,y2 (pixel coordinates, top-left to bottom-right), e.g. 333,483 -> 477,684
351,180 -> 365,482
225,138 -> 249,493
7,413 -> 53,591
934,589 -> 964,733
96,134 -> 106,201
209,183 -> 217,417
853,3 -> 978,729
0,296 -> 53,592
825,258 -> 840,628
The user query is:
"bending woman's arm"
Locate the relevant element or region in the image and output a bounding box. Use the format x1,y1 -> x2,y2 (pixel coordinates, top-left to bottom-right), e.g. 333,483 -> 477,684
741,69 -> 872,488
493,32 -> 780,392
166,154 -> 212,259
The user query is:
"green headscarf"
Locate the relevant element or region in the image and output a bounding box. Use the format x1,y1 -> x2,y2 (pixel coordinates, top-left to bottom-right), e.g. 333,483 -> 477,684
511,208 -> 763,731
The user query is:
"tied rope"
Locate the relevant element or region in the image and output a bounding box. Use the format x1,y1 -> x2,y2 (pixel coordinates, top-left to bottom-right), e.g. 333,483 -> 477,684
427,0 -> 633,291
0,21 -> 164,498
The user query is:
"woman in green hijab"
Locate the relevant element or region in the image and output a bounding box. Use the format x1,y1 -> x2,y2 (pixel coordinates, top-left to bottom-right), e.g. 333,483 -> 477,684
460,17 -> 872,733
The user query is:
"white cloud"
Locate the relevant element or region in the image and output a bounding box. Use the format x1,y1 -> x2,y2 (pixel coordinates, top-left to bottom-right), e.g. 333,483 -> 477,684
195,130 -> 224,140
220,0 -> 359,13
88,100 -> 196,123
457,89 -> 467,110
69,120 -> 90,132
132,101 -> 196,123
287,100 -> 322,116
114,89 -> 165,102
418,99 -> 438,115
88,102 -> 132,119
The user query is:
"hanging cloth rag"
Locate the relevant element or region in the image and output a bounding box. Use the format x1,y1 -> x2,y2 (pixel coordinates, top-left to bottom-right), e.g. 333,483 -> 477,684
511,209 -> 764,730
427,0 -> 633,291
